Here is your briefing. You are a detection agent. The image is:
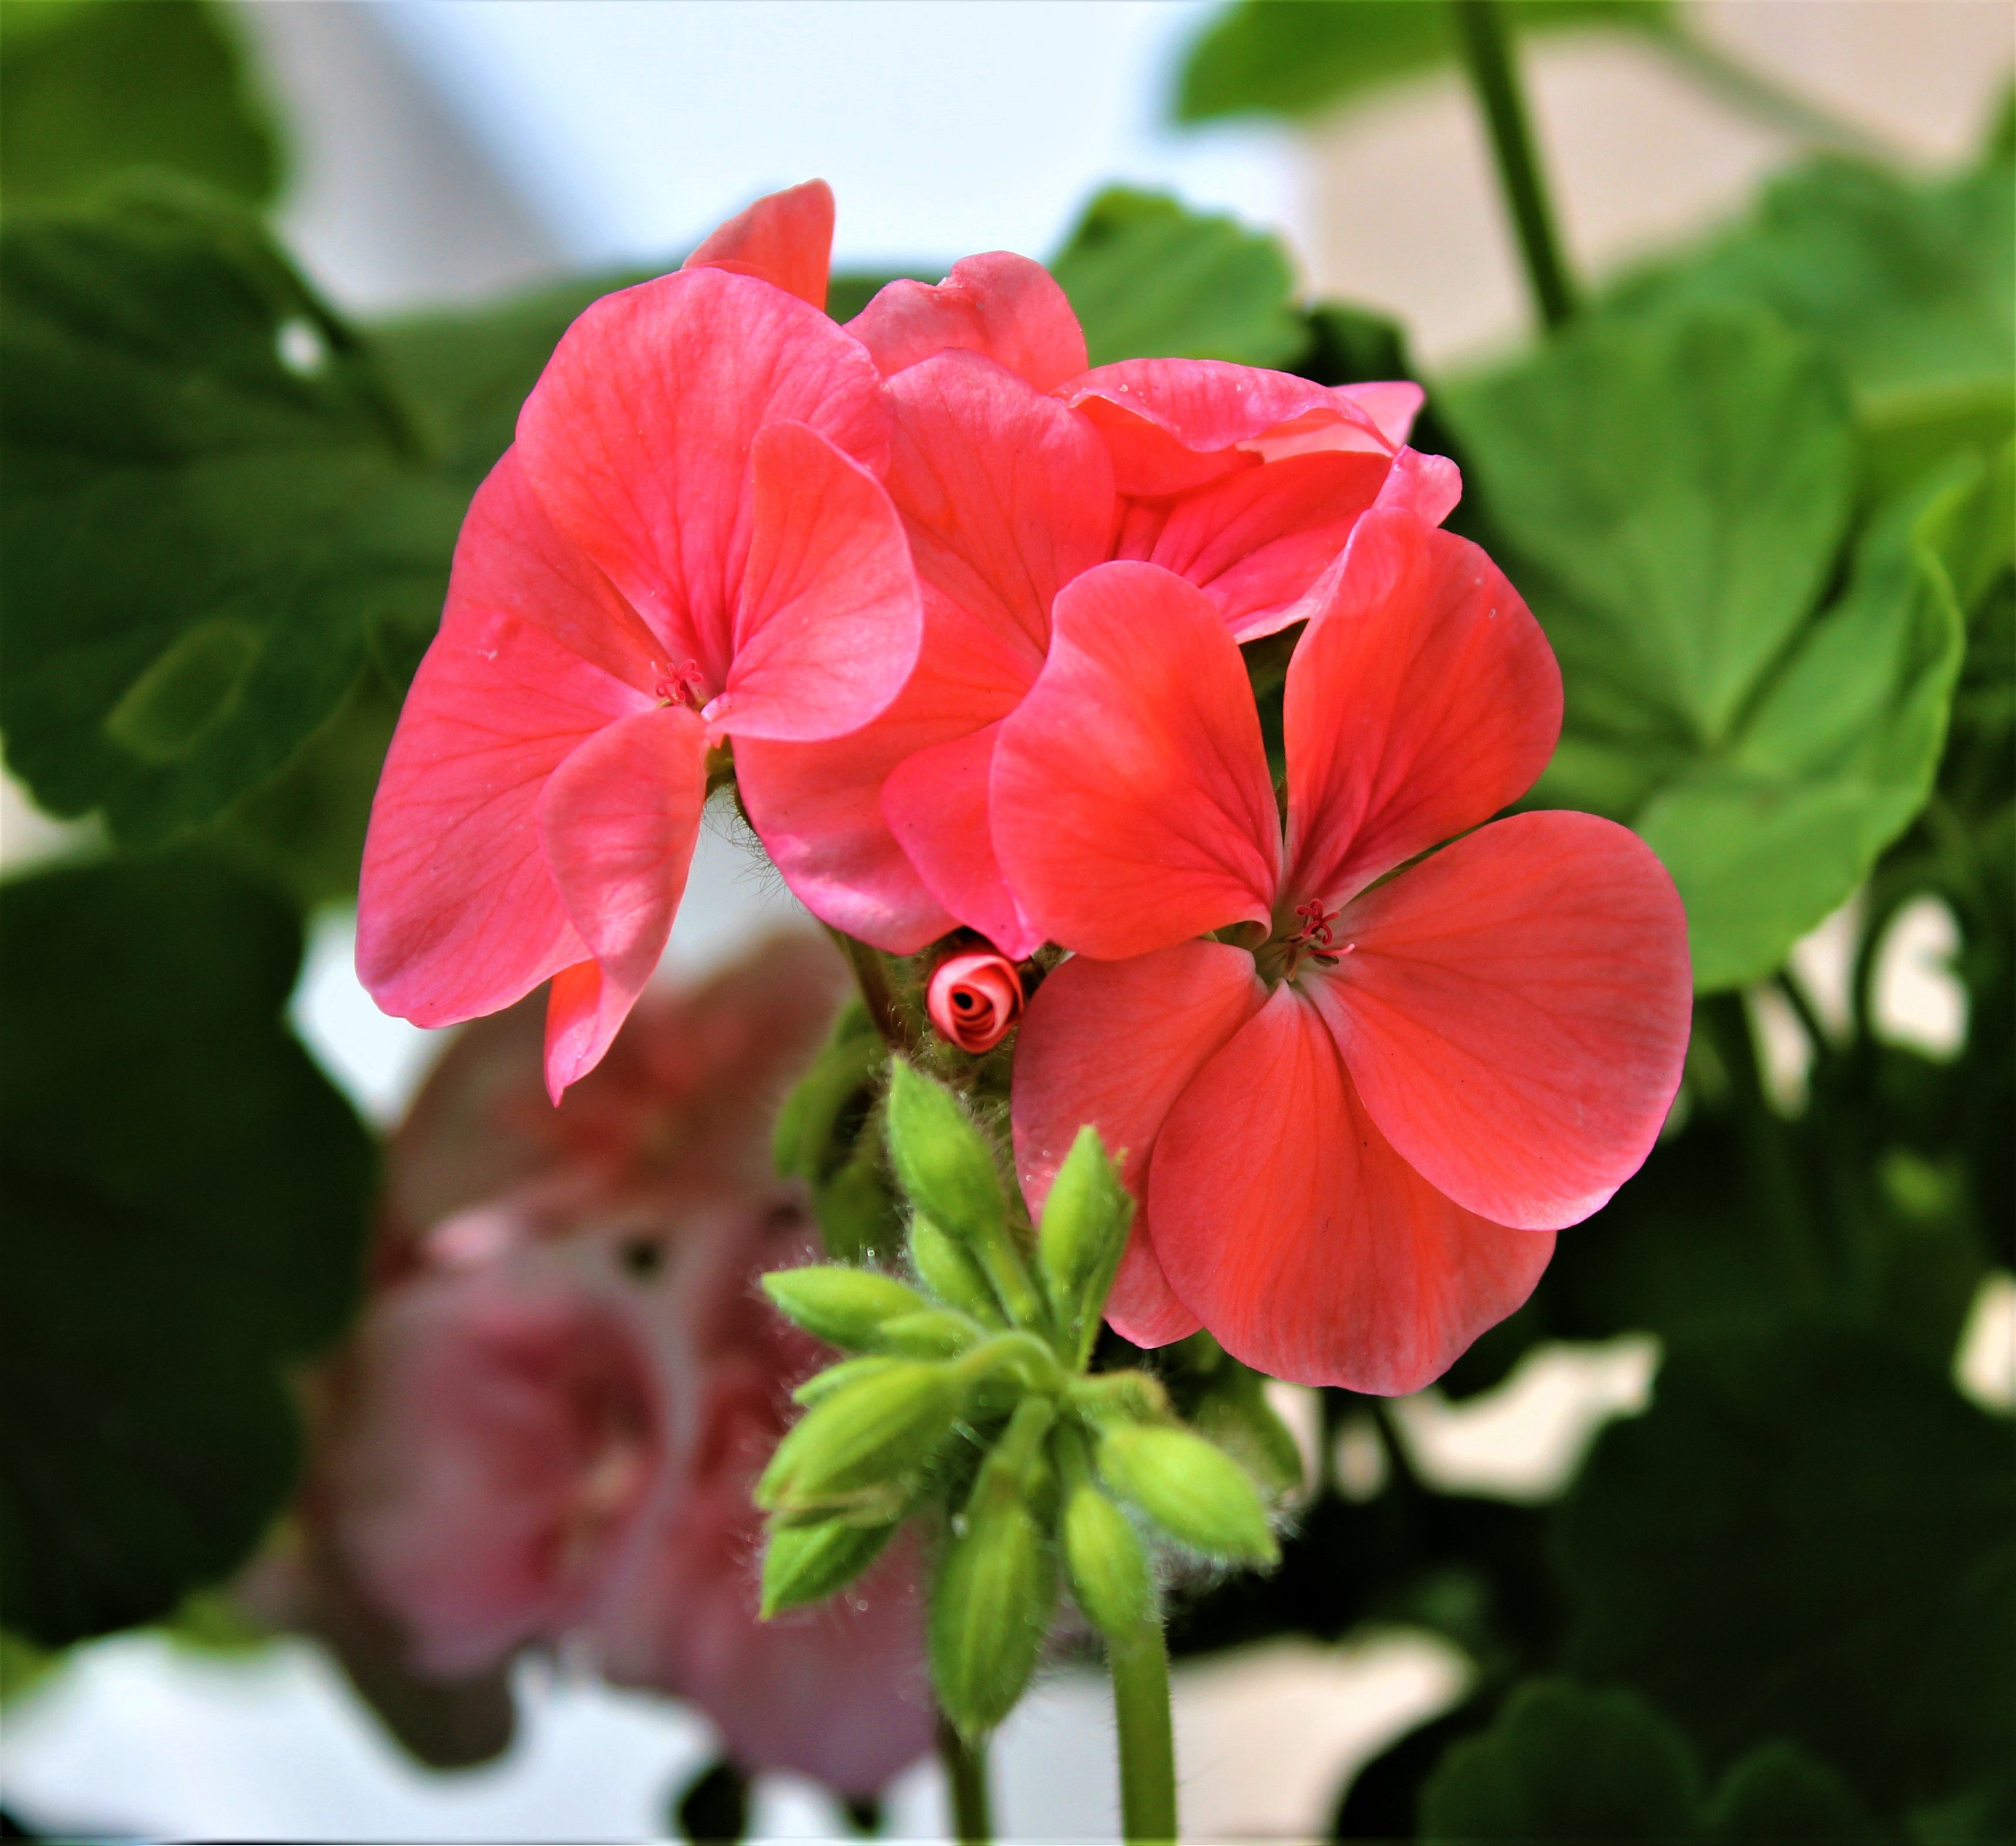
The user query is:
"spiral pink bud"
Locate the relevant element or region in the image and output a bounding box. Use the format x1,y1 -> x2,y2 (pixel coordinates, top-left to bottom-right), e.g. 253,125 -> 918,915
926,951 -> 1025,1053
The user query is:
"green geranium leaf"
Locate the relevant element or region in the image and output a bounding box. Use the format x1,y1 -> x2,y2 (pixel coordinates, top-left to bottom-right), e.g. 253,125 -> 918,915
1637,460 -> 1971,990
0,856 -> 373,1646
1558,1322 -> 2016,1818
1614,152 -> 2015,501
1175,0 -> 1668,126
1050,186 -> 1305,370
0,0 -> 280,210
1446,303 -> 1855,750
1445,303 -> 1984,991
0,180 -> 462,848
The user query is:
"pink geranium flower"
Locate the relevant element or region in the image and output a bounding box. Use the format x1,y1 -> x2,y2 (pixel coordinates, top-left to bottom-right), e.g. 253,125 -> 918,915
304,937 -> 934,1795
992,512 -> 1692,1392
739,252 -> 1457,959
357,183 -> 923,1099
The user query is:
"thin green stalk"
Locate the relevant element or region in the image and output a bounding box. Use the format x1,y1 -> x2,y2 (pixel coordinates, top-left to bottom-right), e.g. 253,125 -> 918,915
1109,1612 -> 1177,1844
1450,0 -> 1577,331
1641,22 -> 1904,163
1699,992 -> 1825,1303
938,1715 -> 993,1845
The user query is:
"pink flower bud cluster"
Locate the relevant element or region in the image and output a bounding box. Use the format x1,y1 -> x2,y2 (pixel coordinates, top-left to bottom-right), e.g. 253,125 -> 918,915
358,182 -> 1692,1395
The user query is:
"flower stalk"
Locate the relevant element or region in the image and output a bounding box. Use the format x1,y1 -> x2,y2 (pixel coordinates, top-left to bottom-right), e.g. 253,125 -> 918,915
1450,0 -> 1578,330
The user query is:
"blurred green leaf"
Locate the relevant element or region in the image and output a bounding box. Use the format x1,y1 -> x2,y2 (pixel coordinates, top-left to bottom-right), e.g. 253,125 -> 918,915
1558,1322 -> 2016,1818
0,180 -> 461,848
0,856 -> 373,1646
1420,1680 -> 1889,1845
1420,1679 -> 1703,1842
1050,186 -> 1305,368
1635,460 -> 1970,991
0,0 -> 280,210
1613,153 -> 2015,502
1447,303 -> 1855,751
1175,0 -> 1668,125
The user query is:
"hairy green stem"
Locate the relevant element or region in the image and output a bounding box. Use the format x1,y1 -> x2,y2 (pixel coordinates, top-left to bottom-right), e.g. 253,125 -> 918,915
827,927 -> 923,1060
1110,1612 -> 1178,1844
938,1715 -> 993,1845
1450,0 -> 1578,330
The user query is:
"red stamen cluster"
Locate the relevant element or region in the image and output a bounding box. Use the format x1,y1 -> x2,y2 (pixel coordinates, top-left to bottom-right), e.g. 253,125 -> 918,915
1281,900 -> 1352,976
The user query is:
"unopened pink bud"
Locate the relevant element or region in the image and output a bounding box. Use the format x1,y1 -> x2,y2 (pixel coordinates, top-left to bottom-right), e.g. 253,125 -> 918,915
926,951 -> 1025,1053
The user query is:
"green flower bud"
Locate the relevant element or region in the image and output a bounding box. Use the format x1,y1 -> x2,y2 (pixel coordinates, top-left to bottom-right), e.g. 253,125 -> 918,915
792,1354 -> 901,1408
910,1211 -> 1006,1325
772,1002 -> 881,1180
1036,1126 -> 1133,1365
1189,1364 -> 1304,1501
885,1060 -> 1006,1246
758,1360 -> 961,1522
873,1308 -> 983,1359
760,1514 -> 898,1616
813,1145 -> 903,1264
763,1266 -> 932,1350
1067,1368 -> 1172,1427
929,1401 -> 1059,1737
1093,1422 -> 1279,1565
1060,1475 -> 1153,1639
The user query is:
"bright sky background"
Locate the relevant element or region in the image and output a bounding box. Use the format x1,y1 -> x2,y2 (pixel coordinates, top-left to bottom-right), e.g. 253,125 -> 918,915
379,0 -> 1299,273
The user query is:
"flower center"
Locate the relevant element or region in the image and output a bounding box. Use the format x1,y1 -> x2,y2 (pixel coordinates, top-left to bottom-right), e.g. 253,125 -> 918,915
1260,899 -> 1355,984
654,660 -> 707,710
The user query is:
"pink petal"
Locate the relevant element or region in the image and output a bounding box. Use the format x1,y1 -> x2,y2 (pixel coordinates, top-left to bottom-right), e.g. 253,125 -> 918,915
1309,811 -> 1692,1230
885,350 -> 1115,667
881,721 -> 1042,959
515,267 -> 889,689
537,704 -> 709,1099
1114,449 -> 1391,642
1011,943 -> 1264,1347
681,178 -> 835,311
735,588 -> 1028,952
992,562 -> 1279,959
1061,360 -> 1400,496
357,459 -> 667,1028
1335,381 -> 1424,449
707,422 -> 921,742
1372,446 -> 1463,528
1284,509 -> 1561,908
848,252 -> 1088,391
1151,985 -> 1554,1393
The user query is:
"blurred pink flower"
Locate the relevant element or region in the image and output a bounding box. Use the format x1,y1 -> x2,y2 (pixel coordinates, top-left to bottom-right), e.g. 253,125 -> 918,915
740,250 -> 1456,958
356,182 -> 922,1100
297,936 -> 933,1795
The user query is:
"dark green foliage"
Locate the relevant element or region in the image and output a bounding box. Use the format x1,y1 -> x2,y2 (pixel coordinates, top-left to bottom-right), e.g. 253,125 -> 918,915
674,1757 -> 750,1844
0,182 -> 456,847
0,0 -> 280,210
1559,1324 -> 2015,1816
0,857 -> 373,1645
1174,0 -> 1667,125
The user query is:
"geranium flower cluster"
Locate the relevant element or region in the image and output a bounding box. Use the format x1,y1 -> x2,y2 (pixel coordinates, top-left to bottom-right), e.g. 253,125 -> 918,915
359,180 -> 1692,1395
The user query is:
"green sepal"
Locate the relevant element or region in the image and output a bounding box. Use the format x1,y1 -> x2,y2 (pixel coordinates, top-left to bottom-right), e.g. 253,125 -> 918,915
884,1060 -> 1007,1247
1185,1354 -> 1305,1500
873,1309 -> 985,1360
812,1145 -> 903,1266
760,1515 -> 899,1617
1067,1369 -> 1173,1427
792,1354 -> 901,1409
762,1266 -> 932,1351
756,1360 -> 961,1522
1092,1422 -> 1279,1566
1036,1126 -> 1134,1367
